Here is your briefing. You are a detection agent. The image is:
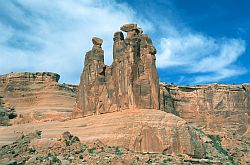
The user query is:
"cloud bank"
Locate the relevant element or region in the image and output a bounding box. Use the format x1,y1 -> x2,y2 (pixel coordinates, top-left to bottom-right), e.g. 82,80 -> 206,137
0,0 -> 247,84
157,34 -> 246,83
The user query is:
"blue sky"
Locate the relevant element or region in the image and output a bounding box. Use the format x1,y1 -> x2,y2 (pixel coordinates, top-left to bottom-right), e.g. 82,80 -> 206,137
0,0 -> 249,85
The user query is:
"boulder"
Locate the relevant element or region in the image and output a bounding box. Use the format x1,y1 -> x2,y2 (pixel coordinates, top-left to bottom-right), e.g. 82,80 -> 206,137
120,23 -> 137,32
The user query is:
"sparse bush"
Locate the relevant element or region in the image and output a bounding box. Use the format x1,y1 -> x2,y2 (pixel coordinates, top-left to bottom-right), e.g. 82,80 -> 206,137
72,136 -> 80,143
146,158 -> 152,164
65,140 -> 70,146
115,146 -> 123,156
35,130 -> 42,138
52,155 -> 60,163
208,135 -> 235,164
87,147 -> 96,154
62,131 -> 73,140
28,147 -> 36,153
79,153 -> 84,159
163,158 -> 171,162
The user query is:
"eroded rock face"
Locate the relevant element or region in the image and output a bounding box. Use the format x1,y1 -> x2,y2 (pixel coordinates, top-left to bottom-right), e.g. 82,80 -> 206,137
160,83 -> 250,135
0,72 -> 77,124
75,24 -> 160,116
0,109 -> 206,158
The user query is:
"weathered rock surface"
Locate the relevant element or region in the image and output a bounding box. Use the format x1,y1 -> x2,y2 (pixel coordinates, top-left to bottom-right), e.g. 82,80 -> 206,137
160,83 -> 250,136
0,131 -> 223,165
0,109 -> 206,157
0,72 -> 77,124
75,24 -> 160,116
0,106 -> 16,126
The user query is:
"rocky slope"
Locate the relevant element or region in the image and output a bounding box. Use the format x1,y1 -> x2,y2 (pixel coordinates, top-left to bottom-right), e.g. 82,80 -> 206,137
1,110 -> 241,164
0,109 -> 206,157
0,131 -> 225,165
0,72 -> 77,124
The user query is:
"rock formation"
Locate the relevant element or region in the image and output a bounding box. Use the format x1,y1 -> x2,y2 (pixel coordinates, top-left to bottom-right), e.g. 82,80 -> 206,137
0,23 -> 249,164
75,24 -> 160,116
0,99 -> 16,126
0,72 -> 77,123
72,24 -> 249,162
160,83 -> 250,136
0,109 -> 207,158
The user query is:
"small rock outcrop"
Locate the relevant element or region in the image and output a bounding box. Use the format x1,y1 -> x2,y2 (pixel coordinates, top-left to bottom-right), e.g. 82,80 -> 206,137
0,99 -> 16,126
75,23 -> 160,116
0,72 -> 78,124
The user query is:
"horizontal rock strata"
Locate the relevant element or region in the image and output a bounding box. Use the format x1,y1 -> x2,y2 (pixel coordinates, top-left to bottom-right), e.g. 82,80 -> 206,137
160,83 -> 250,136
0,72 -> 77,123
0,109 -> 206,157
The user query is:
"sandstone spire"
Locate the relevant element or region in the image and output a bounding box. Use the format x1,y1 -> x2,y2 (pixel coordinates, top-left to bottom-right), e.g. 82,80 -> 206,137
74,24 -> 160,117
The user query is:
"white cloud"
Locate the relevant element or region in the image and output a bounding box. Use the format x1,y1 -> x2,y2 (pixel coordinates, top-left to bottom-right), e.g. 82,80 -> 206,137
0,0 -> 247,84
194,67 -> 246,83
157,32 -> 246,83
0,0 -> 152,84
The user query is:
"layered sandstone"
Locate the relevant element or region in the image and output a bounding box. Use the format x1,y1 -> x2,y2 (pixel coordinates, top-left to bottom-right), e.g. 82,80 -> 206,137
0,72 -> 77,123
160,83 -> 250,135
75,24 -> 160,116
0,109 -> 206,158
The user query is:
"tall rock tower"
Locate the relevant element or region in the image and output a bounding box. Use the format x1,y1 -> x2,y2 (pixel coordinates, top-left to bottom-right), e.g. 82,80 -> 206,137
74,24 -> 160,117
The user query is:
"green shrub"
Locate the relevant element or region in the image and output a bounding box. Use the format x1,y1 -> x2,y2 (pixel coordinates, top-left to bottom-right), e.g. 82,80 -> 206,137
79,153 -> 84,159
52,155 -> 59,163
65,140 -> 70,146
72,136 -> 80,143
28,147 -> 36,153
208,135 -> 235,165
87,147 -> 96,154
35,130 -> 42,138
115,146 -> 123,156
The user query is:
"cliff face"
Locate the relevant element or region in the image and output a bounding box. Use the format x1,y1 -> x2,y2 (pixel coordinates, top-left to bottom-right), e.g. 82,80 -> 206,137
75,24 -> 160,116
160,83 -> 250,135
0,72 -> 77,123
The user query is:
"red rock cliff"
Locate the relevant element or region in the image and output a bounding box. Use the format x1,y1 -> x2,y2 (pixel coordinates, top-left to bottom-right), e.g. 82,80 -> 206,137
0,72 -> 77,123
75,24 -> 160,116
160,83 -> 250,136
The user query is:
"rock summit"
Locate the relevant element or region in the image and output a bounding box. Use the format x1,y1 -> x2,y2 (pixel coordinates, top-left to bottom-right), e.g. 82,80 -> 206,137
75,23 -> 160,116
